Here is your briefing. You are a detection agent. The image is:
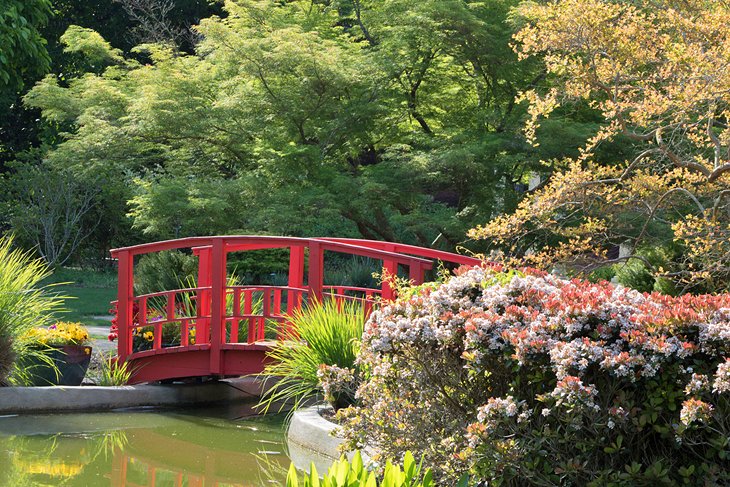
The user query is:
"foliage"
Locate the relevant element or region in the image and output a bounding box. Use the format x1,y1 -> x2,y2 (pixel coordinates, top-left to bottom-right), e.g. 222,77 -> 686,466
325,257 -> 379,290
470,0 -> 730,293
17,0 -> 601,267
257,299 -> 365,413
340,265 -> 730,484
0,0 -> 51,168
613,247 -> 678,295
24,322 -> 90,346
286,451 -> 434,487
7,160 -> 102,267
97,352 -> 133,386
133,250 -> 197,295
0,236 -> 64,385
228,248 -> 290,284
0,0 -> 51,90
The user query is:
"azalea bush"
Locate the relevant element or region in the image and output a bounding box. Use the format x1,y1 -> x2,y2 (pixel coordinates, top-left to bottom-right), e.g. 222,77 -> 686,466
339,265 -> 730,484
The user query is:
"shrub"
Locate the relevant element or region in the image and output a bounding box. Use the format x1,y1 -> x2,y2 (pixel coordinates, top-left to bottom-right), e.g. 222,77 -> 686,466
614,246 -> 678,295
0,237 -> 65,385
325,256 -> 380,290
339,265 -> 730,485
286,451 -> 435,487
227,248 -> 289,283
134,250 -> 197,295
257,298 -> 365,413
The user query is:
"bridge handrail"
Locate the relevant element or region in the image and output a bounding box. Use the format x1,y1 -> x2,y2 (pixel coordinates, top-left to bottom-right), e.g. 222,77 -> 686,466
111,235 -> 434,268
318,237 -> 482,267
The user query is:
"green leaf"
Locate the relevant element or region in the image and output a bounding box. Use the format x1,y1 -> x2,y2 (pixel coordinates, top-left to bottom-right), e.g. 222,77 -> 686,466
310,463 -> 320,487
351,451 -> 364,475
403,451 -> 415,483
287,463 -> 299,487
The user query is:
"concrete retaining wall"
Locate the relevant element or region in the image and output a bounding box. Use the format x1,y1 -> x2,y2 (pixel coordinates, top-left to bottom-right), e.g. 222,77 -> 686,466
287,405 -> 371,474
0,377 -> 265,414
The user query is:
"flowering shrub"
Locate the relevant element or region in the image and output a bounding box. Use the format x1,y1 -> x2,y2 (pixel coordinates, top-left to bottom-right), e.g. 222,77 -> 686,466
339,265 -> 730,484
25,322 -> 90,346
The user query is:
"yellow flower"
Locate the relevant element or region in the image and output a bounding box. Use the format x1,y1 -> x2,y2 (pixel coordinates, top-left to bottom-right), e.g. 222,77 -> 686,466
25,322 -> 90,346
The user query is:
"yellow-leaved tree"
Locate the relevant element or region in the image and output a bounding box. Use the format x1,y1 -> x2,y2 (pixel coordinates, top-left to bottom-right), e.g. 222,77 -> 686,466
470,0 -> 730,292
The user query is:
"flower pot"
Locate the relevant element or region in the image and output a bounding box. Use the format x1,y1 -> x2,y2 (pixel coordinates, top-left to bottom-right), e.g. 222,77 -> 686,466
24,345 -> 92,386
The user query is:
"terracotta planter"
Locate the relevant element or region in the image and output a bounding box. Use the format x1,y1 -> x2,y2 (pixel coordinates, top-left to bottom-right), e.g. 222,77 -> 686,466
24,345 -> 92,386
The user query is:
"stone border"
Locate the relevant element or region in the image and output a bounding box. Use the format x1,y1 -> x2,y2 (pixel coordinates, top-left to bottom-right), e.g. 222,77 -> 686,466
287,404 -> 345,473
0,377 -> 265,414
288,405 -> 343,458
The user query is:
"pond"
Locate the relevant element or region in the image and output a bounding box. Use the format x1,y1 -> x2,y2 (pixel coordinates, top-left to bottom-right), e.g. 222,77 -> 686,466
0,402 -> 289,486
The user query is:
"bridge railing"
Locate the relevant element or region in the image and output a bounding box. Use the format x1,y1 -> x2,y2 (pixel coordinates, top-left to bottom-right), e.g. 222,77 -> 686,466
111,236 -> 443,367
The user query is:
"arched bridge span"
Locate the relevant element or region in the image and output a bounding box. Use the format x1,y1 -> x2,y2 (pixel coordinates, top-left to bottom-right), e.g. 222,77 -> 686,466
111,236 -> 480,383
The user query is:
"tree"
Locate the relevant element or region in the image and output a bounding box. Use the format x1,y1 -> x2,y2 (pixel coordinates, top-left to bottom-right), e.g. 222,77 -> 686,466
470,0 -> 730,292
9,162 -> 101,267
22,0 -> 600,263
0,0 -> 52,165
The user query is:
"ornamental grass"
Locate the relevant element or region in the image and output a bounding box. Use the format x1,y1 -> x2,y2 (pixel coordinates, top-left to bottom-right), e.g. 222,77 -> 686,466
0,237 -> 65,385
257,298 -> 365,414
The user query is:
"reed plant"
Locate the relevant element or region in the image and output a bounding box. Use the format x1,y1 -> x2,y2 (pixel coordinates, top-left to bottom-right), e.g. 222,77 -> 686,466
97,352 -> 135,386
0,237 -> 65,385
257,298 -> 364,414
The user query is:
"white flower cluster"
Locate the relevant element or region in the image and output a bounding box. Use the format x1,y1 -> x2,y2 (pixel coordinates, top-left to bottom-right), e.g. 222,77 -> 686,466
351,264 -> 730,470
476,396 -> 519,421
684,373 -> 710,394
547,376 -> 599,410
680,398 -> 714,426
712,359 -> 730,394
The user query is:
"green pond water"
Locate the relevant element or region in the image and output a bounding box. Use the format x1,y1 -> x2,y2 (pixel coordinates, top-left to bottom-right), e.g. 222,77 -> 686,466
0,402 -> 289,487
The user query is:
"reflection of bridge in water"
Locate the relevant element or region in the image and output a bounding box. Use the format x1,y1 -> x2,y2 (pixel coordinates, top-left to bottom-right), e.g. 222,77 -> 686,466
112,236 -> 480,383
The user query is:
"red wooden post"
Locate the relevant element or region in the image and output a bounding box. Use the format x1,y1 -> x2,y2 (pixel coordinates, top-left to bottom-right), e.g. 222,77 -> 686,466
381,244 -> 398,302
244,289 -> 254,344
288,245 -> 305,314
209,239 -> 226,375
409,262 -> 425,285
231,289 -> 241,343
308,241 -> 323,302
117,250 -> 133,362
196,247 -> 212,344
288,245 -> 305,287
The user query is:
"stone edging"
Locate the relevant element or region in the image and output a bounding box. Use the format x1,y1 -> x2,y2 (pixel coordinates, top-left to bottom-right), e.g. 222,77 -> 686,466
287,404 -> 344,459
287,404 -> 375,474
0,377 -> 265,414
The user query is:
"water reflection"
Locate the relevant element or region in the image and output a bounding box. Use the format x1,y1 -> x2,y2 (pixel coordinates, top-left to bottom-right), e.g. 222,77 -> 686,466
0,404 -> 289,486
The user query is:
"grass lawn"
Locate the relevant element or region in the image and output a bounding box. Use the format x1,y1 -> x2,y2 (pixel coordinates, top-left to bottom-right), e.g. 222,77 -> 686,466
41,267 -> 118,337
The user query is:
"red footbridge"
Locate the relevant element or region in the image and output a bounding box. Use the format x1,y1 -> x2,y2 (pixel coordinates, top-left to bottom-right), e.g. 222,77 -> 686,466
111,236 -> 480,384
